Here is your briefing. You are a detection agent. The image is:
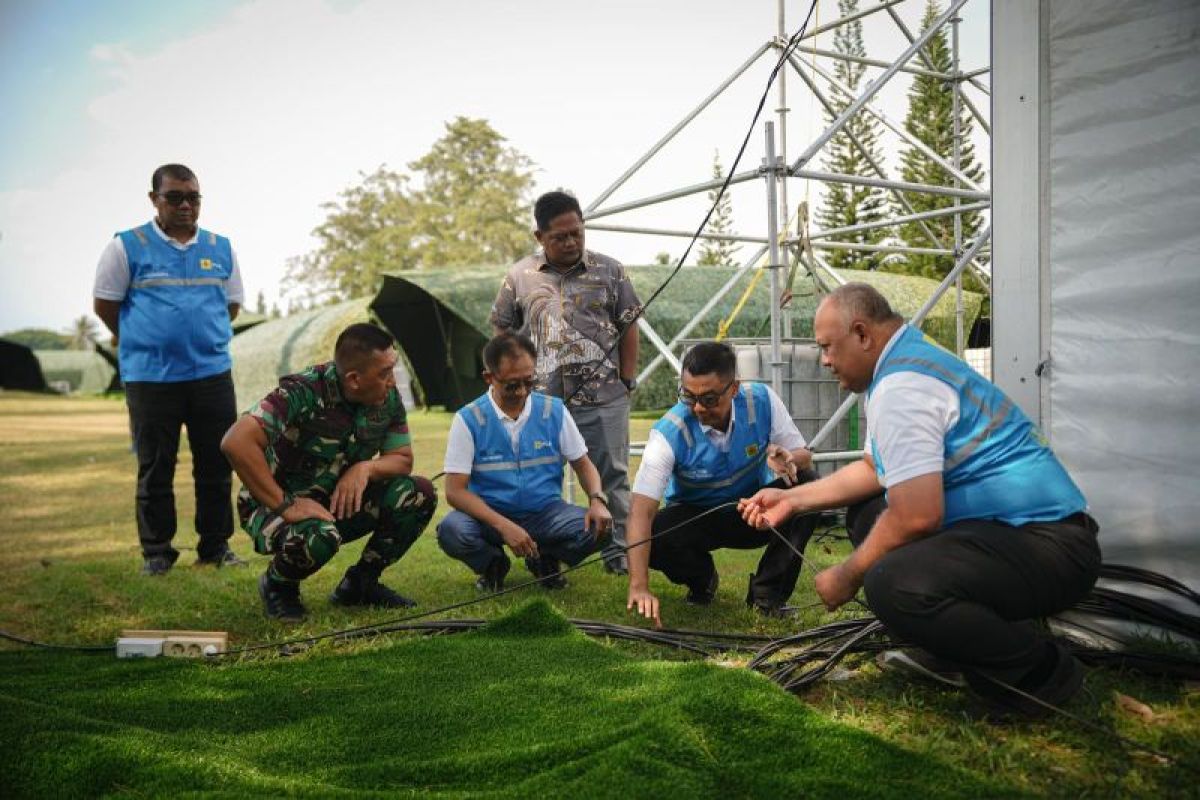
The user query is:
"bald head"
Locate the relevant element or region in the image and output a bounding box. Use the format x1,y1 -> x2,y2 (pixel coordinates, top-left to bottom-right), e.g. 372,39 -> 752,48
814,283 -> 904,393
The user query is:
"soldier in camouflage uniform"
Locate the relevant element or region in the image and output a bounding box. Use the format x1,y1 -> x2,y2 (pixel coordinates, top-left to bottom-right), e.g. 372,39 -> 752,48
221,323 -> 437,622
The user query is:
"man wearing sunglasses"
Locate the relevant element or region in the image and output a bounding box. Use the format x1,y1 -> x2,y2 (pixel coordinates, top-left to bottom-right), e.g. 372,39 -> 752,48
437,333 -> 612,592
625,341 -> 818,624
490,191 -> 641,577
93,163 -> 246,576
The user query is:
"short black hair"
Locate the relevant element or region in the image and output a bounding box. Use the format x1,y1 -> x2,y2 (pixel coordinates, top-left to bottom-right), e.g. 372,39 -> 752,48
681,341 -> 736,381
534,191 -> 583,231
151,164 -> 197,192
334,323 -> 394,371
482,331 -> 537,373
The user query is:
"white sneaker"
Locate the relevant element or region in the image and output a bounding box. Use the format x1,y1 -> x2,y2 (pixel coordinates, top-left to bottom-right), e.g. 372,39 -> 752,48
877,648 -> 967,688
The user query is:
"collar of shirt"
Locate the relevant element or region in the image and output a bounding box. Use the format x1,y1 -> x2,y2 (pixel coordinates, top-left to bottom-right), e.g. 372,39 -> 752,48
698,403 -> 738,450
487,389 -> 532,426
322,362 -> 348,408
150,219 -> 198,249
534,250 -> 590,274
872,323 -> 909,383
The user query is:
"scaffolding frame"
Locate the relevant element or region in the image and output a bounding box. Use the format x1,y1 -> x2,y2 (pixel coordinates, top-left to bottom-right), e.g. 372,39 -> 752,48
584,0 -> 991,452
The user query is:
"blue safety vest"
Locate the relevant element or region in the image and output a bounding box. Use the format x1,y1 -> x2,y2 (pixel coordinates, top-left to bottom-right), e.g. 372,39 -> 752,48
461,392 -> 567,516
656,382 -> 775,508
869,325 -> 1086,526
116,223 -> 234,383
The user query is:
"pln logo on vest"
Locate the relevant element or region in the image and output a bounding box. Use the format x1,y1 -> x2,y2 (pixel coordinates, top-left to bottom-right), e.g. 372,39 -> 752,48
199,258 -> 215,270
533,440 -> 552,450
744,444 -> 760,458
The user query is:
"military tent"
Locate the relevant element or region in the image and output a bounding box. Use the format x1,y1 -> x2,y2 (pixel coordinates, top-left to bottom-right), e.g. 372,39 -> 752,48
34,350 -> 119,394
370,265 -> 982,411
0,339 -> 47,391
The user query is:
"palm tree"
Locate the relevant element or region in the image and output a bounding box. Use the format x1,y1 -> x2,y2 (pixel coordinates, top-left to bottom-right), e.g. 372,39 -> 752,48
66,315 -> 99,350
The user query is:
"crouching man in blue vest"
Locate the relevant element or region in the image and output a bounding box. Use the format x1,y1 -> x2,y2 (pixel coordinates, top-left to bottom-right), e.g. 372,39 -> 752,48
625,342 -> 819,625
437,333 -> 613,591
741,283 -> 1101,719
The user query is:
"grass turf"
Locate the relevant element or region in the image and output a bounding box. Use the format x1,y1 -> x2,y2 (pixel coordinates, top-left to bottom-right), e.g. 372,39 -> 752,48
1,393 -> 1198,797
1,599 -> 1018,798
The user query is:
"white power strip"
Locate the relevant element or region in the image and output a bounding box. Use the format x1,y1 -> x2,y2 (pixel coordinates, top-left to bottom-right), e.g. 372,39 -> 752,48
116,629 -> 228,658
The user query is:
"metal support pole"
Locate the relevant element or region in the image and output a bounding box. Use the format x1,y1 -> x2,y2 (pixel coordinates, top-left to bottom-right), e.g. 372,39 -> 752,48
764,122 -> 784,397
952,11 -> 965,356
585,42 -> 772,215
635,244 -> 770,385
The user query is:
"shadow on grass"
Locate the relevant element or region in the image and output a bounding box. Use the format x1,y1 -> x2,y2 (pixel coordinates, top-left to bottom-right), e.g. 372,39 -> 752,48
0,599 -> 1023,798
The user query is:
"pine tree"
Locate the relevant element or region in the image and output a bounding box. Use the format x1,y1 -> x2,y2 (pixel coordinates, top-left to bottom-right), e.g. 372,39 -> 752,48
816,0 -> 889,272
696,150 -> 741,267
894,0 -> 985,283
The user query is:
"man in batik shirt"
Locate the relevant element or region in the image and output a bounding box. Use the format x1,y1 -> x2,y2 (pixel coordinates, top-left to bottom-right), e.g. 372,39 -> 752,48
491,190 -> 642,575
221,323 -> 437,622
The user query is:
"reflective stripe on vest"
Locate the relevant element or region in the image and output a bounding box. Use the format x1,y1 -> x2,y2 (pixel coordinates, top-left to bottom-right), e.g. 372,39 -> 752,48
869,325 -> 1086,526
461,392 -> 566,515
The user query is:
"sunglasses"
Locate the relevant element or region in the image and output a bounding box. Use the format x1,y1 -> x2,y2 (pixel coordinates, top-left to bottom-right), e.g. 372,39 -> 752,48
499,378 -> 536,395
157,191 -> 202,206
678,378 -> 735,409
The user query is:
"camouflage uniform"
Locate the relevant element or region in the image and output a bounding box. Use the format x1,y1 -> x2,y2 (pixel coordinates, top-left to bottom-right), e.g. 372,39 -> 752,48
238,362 -> 437,584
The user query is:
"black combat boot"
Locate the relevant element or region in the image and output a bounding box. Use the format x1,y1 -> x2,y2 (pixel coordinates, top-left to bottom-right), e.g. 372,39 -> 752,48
330,564 -> 418,609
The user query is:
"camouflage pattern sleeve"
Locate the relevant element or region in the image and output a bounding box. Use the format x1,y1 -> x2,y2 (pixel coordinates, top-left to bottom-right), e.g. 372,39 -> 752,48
489,269 -> 520,332
613,261 -> 643,326
381,390 -> 412,452
246,375 -> 315,444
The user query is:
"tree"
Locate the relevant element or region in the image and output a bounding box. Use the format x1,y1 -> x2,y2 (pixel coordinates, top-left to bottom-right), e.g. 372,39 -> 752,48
406,116 -> 535,269
66,316 -> 99,350
816,0 -> 889,272
696,150 -> 741,267
253,290 -> 267,315
1,327 -> 70,349
653,252 -> 672,266
893,0 -> 985,284
284,118 -> 536,304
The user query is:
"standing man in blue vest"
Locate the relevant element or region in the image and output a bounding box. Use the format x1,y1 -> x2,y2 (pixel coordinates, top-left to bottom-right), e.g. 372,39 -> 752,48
740,283 -> 1101,717
93,164 -> 246,575
625,342 -> 818,624
437,332 -> 612,591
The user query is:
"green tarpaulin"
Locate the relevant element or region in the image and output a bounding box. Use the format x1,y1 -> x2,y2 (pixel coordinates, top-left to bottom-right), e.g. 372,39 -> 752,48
33,350 -> 118,394
371,265 -> 982,410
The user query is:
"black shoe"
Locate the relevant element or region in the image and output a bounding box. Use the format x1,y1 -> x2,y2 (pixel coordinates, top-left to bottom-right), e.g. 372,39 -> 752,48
877,648 -> 967,689
141,552 -> 178,576
524,555 -> 568,589
259,572 -> 307,622
603,554 -> 629,576
685,569 -> 719,605
195,546 -> 248,568
330,567 -> 418,609
965,641 -> 1084,720
753,603 -> 800,619
475,556 -> 511,593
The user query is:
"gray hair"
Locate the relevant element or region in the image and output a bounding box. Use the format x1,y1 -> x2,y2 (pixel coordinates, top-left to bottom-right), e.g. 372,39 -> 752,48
824,283 -> 902,325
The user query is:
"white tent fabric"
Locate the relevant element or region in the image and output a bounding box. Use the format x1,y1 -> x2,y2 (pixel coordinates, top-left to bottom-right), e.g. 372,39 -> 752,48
1046,0 -> 1200,586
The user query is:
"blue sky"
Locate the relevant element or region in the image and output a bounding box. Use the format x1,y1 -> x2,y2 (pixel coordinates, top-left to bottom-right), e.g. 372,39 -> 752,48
0,0 -> 989,333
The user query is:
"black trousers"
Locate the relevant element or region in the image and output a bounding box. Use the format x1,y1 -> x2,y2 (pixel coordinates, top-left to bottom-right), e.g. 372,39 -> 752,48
848,494 -> 1102,682
125,370 -> 237,560
649,473 -> 818,608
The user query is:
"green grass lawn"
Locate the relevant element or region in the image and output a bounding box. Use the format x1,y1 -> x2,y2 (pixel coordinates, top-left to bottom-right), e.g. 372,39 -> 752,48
1,392 -> 1197,797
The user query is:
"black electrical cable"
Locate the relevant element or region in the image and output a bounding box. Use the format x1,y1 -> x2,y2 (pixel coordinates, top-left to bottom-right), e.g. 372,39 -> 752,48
0,629 -> 114,653
559,0 -> 821,409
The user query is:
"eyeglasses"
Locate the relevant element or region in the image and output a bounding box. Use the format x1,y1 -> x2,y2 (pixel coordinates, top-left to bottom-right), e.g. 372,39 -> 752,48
157,191 -> 202,206
499,378 -> 536,395
678,378 -> 735,409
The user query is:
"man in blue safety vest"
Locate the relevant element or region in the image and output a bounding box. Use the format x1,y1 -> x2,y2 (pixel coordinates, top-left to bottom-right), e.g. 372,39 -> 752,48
93,163 -> 246,576
740,283 -> 1101,718
625,341 -> 819,625
437,332 -> 613,591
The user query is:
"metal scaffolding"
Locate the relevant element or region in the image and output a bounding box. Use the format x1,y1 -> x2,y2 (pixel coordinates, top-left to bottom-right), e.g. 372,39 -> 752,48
585,0 -> 991,454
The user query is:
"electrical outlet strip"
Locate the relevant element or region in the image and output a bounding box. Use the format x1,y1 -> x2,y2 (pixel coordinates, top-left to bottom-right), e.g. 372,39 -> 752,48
118,629 -> 229,658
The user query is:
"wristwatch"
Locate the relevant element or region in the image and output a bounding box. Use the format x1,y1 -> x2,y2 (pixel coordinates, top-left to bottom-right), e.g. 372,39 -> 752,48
620,376 -> 637,392
589,491 -> 609,507
271,493 -> 295,516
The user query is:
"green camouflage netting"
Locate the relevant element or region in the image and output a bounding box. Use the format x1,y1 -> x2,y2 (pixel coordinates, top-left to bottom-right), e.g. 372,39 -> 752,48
372,265 -> 982,411
229,298 -> 374,411
33,350 -> 118,394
